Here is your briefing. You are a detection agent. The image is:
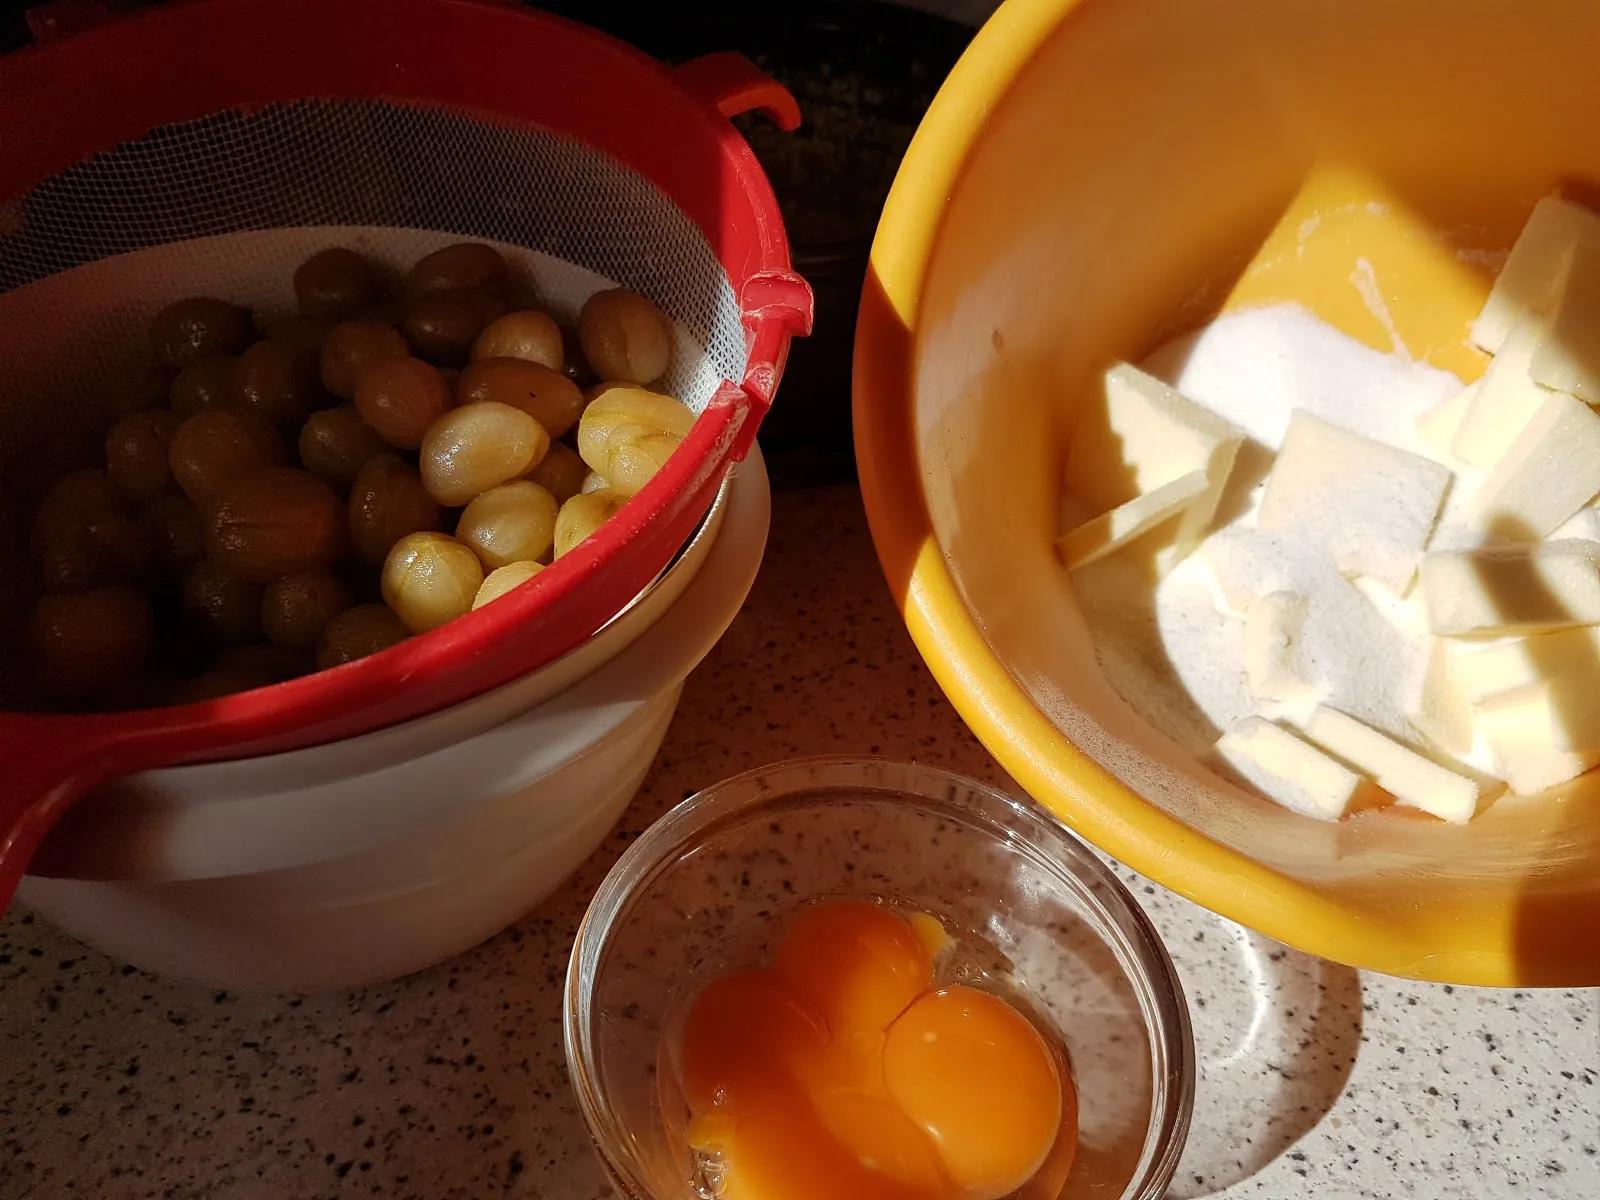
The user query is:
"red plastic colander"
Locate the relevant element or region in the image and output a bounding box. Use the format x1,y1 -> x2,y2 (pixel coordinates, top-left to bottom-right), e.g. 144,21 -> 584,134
0,0 -> 812,907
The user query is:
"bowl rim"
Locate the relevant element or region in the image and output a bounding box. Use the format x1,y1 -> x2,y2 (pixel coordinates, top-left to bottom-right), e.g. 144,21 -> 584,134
563,753 -> 1195,1200
118,474 -> 733,789
849,0 -> 1600,988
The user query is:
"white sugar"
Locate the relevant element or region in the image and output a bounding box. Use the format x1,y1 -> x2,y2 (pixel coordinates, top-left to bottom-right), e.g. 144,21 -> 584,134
1255,411 -> 1451,594
1076,303 -> 1498,784
1142,302 -> 1462,455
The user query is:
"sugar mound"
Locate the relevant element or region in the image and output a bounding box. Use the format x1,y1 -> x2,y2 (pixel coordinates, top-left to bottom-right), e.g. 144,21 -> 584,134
1076,302 -> 1492,778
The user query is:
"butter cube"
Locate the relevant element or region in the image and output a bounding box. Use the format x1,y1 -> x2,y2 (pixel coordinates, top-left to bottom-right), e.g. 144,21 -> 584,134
1451,317 -> 1553,467
1472,195 -> 1600,352
1495,748 -> 1600,796
1259,412 -> 1451,593
1065,364 -> 1244,560
1453,626 -> 1600,705
1420,541 -> 1600,636
1408,639 -> 1476,756
1468,392 -> 1600,538
1058,471 -> 1208,569
1531,240 -> 1600,404
1477,695 -> 1600,796
1551,503 -> 1600,543
1299,705 -> 1489,822
1476,683 -> 1600,755
1243,591 -> 1312,703
1417,383 -> 1478,457
1214,717 -> 1366,821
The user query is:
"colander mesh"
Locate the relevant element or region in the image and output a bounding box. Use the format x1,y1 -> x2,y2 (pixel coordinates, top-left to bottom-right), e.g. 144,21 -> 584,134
0,98 -> 748,701
0,98 -> 746,446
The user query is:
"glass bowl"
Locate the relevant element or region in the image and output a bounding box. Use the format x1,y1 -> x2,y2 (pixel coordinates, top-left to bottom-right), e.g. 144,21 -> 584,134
564,756 -> 1194,1199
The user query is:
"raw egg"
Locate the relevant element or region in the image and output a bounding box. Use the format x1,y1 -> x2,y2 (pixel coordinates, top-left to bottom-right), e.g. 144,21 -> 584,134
883,986 -> 1063,1199
675,900 -> 1075,1200
772,898 -> 933,1034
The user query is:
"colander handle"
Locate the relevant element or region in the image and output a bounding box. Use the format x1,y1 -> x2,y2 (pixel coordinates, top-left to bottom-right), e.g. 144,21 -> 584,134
0,714 -> 135,911
727,269 -> 815,457
673,53 -> 810,457
674,53 -> 802,131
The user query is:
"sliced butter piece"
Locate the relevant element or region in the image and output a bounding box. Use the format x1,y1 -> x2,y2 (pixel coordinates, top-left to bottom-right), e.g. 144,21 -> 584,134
1451,317 -> 1553,467
1259,411 -> 1450,593
1531,239 -> 1600,404
1495,748 -> 1599,796
1420,541 -> 1600,636
1065,363 -> 1244,560
1408,639 -> 1476,757
1468,392 -> 1600,539
1214,717 -> 1365,821
1243,591 -> 1312,703
1472,195 -> 1600,352
1453,625 -> 1600,705
1477,697 -> 1600,796
1476,683 -> 1600,755
1417,382 -> 1478,457
1551,502 -> 1600,543
1299,705 -> 1488,822
1057,471 -> 1209,569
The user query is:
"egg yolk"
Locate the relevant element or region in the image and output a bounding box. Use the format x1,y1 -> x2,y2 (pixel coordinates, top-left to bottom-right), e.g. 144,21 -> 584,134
882,987 -> 1063,1198
675,901 -> 1076,1200
772,899 -> 933,1034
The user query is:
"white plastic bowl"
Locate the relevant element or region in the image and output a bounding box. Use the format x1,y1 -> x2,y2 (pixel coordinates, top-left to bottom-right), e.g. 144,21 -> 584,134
16,451 -> 771,992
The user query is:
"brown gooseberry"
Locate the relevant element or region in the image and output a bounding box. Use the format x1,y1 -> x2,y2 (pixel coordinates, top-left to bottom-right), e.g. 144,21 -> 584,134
293,247 -> 378,319
149,296 -> 253,368
140,495 -> 204,576
404,242 -> 508,300
169,354 -> 237,419
353,356 -> 452,449
168,408 -> 287,508
526,441 -> 588,503
297,404 -> 388,488
318,320 -> 409,399
181,558 -> 265,645
401,290 -> 503,364
27,585 -> 153,700
204,467 -> 346,583
261,569 -> 351,649
231,339 -> 322,426
105,410 -> 179,502
316,603 -> 409,669
457,358 -> 584,438
577,288 -> 672,385
348,454 -> 442,566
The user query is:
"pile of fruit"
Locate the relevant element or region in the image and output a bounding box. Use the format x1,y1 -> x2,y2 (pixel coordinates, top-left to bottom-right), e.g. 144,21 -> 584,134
13,241 -> 694,707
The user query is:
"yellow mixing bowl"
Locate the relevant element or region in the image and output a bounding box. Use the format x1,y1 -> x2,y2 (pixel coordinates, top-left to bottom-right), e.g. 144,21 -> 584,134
854,0 -> 1600,986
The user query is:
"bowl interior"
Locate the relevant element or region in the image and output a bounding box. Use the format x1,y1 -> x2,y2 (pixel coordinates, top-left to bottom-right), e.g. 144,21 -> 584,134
567,757 -> 1192,1200
888,0 -> 1600,977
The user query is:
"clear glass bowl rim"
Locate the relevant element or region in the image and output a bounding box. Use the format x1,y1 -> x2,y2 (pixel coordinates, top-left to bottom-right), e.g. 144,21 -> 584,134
564,754 -> 1196,1200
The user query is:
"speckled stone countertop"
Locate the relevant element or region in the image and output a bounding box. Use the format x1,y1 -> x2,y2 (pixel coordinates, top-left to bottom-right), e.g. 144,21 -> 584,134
3,486 -> 1597,1200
